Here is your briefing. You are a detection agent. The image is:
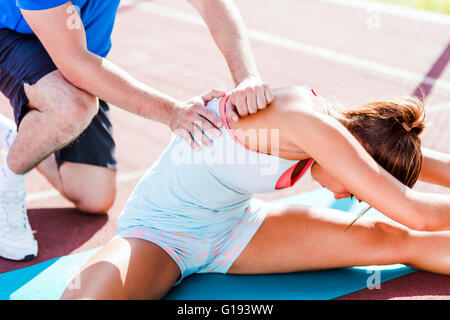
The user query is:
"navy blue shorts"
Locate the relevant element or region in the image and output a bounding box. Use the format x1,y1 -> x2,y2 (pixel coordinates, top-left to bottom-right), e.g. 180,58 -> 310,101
0,28 -> 117,170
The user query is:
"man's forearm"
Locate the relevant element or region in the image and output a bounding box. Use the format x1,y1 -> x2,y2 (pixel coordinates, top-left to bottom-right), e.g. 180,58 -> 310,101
65,51 -> 177,125
193,0 -> 260,85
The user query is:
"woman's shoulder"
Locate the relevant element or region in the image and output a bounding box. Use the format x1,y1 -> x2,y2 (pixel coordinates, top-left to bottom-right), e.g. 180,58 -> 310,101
271,85 -> 323,115
274,85 -> 312,97
273,85 -> 310,101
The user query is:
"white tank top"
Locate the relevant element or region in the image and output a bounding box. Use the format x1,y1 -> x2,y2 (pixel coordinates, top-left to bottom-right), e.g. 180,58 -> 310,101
121,87 -> 316,216
168,92 -> 314,195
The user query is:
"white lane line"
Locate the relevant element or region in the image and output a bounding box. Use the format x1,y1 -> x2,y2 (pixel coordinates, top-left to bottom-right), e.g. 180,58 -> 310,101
26,189 -> 60,203
25,169 -> 147,203
247,29 -> 450,91
427,103 -> 450,113
320,0 -> 450,26
125,1 -> 450,93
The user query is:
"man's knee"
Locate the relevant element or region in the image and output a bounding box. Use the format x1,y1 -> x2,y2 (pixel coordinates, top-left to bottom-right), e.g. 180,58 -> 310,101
71,180 -> 116,214
75,191 -> 116,215
60,163 -> 117,214
56,90 -> 99,142
66,89 -> 99,123
24,70 -> 99,142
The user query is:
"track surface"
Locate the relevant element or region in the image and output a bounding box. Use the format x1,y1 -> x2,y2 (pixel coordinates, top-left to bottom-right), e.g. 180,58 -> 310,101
0,0 -> 449,299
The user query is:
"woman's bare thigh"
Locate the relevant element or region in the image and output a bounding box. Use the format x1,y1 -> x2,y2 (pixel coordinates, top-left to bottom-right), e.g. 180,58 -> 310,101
229,204 -> 412,274
61,237 -> 181,300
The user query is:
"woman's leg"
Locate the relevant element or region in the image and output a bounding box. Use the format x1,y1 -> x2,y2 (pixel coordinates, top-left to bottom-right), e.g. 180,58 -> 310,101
61,237 -> 181,300
228,204 -> 450,275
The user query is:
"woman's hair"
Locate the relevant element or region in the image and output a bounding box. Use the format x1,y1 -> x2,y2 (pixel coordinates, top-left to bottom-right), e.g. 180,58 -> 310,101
332,95 -> 426,188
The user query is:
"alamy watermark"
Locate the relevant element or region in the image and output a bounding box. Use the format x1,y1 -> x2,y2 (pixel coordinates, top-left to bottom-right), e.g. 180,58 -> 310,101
170,127 -> 282,176
65,265 -> 82,290
366,269 -> 381,290
66,5 -> 82,30
366,7 -> 382,30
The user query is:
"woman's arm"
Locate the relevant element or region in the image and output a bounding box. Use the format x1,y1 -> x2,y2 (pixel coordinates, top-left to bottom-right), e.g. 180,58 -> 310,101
419,147 -> 450,188
282,87 -> 450,231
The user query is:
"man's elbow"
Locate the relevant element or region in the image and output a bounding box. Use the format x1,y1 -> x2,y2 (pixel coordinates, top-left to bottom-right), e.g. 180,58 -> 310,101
55,54 -> 90,90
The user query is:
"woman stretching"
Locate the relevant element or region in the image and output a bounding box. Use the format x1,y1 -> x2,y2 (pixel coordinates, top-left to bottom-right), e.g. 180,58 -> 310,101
62,86 -> 450,300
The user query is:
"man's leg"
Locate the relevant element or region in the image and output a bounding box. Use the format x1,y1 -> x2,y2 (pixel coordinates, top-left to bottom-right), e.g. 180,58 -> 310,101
38,157 -> 117,214
0,70 -> 99,261
9,70 -> 98,174
0,28 -> 104,260
23,88 -> 118,214
1,107 -> 116,214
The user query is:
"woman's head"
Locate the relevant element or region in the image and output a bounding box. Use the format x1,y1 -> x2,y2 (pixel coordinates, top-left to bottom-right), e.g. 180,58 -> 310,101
311,95 -> 426,199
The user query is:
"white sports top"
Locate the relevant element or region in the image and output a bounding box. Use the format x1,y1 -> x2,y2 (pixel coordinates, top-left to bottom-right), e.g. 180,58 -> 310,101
167,92 -> 315,195
121,87 -> 317,216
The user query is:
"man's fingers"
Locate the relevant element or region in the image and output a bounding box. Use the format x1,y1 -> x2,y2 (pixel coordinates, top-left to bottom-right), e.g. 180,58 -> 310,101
191,120 -> 213,148
193,104 -> 223,132
174,128 -> 200,152
187,133 -> 201,152
174,118 -> 215,151
201,89 -> 226,104
233,92 -> 249,118
255,86 -> 267,110
228,84 -> 273,117
196,116 -> 221,138
225,99 -> 239,123
245,89 -> 258,114
264,84 -> 274,104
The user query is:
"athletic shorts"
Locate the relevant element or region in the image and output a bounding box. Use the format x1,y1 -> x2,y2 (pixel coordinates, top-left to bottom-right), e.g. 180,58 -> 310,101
116,198 -> 269,286
0,28 -> 117,169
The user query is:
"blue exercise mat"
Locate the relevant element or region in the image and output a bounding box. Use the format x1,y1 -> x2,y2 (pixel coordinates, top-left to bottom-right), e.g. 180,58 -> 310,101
0,188 -> 415,300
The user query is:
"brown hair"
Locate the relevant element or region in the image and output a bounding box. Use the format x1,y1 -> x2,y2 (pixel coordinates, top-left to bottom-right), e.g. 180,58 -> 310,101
338,96 -> 426,188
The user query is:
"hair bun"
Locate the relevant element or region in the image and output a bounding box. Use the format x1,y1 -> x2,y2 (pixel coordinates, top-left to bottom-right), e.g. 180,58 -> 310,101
411,125 -> 424,135
398,96 -> 425,136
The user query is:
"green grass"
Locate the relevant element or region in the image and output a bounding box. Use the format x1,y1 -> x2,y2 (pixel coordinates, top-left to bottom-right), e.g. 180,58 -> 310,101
374,0 -> 450,15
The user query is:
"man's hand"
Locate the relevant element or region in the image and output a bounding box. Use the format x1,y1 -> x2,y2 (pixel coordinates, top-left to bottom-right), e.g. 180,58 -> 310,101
170,89 -> 226,151
225,77 -> 273,122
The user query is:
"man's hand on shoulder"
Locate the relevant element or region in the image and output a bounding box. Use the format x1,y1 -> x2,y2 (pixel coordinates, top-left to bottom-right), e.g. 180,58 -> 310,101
170,89 -> 226,151
225,77 -> 273,122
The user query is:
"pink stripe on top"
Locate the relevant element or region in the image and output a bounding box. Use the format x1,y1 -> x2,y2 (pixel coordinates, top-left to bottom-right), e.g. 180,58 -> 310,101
275,158 -> 314,190
218,95 -> 262,154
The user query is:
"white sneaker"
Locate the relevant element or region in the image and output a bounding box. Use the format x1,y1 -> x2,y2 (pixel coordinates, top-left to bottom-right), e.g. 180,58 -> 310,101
0,190 -> 38,261
0,114 -> 16,150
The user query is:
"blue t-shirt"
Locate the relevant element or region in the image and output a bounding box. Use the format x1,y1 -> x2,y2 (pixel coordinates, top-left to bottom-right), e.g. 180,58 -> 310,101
0,0 -> 120,57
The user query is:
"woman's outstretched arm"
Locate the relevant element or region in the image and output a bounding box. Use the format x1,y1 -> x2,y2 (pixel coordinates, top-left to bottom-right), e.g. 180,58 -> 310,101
419,147 -> 450,189
281,87 -> 450,232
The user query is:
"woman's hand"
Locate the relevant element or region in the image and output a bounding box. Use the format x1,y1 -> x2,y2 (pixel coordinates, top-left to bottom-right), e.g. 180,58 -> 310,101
170,89 -> 226,151
225,77 -> 273,122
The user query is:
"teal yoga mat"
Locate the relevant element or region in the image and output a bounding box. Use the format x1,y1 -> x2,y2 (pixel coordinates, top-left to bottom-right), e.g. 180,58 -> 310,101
0,188 -> 415,300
